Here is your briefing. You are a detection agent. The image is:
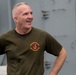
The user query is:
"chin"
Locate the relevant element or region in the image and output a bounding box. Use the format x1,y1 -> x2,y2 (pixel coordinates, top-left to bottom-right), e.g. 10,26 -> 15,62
25,26 -> 32,29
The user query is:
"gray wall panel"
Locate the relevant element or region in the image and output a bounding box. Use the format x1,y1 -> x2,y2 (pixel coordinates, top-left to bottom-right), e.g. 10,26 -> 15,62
0,0 -> 76,75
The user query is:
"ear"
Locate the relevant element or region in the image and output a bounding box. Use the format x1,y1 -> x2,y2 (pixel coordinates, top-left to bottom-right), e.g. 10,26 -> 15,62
14,16 -> 18,23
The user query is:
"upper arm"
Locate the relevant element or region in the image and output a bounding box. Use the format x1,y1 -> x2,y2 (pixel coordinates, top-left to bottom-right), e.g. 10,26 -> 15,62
45,33 -> 62,56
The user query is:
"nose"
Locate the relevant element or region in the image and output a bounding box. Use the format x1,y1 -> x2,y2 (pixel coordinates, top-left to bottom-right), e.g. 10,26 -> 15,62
28,13 -> 33,18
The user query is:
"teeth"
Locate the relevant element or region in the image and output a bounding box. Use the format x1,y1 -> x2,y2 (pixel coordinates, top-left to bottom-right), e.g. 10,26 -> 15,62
27,20 -> 31,22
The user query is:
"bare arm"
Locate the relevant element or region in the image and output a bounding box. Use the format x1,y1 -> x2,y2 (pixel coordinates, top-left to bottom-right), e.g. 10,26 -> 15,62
49,47 -> 67,75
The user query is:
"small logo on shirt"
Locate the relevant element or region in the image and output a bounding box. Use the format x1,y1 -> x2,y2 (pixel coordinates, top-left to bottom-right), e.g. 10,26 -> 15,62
30,42 -> 40,51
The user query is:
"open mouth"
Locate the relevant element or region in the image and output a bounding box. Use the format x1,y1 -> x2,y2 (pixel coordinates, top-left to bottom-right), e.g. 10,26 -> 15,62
26,21 -> 32,25
26,19 -> 32,24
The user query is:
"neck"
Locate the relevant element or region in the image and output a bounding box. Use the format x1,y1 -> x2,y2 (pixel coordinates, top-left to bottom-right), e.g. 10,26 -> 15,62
15,27 -> 32,35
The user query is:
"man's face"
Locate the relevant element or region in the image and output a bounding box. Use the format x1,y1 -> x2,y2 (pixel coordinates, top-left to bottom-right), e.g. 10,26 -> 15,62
15,4 -> 33,29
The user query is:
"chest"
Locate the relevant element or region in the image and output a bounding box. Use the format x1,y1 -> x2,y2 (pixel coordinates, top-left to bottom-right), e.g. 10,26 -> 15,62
5,36 -> 46,60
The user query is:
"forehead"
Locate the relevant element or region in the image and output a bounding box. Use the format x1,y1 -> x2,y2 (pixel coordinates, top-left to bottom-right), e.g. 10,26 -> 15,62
17,4 -> 32,12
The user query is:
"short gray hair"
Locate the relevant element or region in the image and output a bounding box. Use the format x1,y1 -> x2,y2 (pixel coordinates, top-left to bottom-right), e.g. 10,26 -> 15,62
12,2 -> 28,19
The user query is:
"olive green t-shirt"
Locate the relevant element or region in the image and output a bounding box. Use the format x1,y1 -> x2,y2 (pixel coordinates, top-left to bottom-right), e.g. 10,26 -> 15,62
0,27 -> 62,75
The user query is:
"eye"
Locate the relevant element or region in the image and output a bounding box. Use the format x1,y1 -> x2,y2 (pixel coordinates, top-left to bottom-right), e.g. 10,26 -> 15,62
23,11 -> 33,16
30,12 -> 33,15
23,13 -> 28,15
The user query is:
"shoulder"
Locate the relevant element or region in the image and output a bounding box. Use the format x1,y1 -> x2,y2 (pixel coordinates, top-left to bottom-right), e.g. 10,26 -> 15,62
33,27 -> 53,37
32,27 -> 48,34
0,29 -> 15,39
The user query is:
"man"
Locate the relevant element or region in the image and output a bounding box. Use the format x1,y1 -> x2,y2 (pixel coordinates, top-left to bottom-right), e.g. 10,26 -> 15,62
0,2 -> 67,75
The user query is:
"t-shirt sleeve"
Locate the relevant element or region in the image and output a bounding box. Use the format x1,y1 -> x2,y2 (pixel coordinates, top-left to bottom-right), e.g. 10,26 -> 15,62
45,33 -> 62,56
